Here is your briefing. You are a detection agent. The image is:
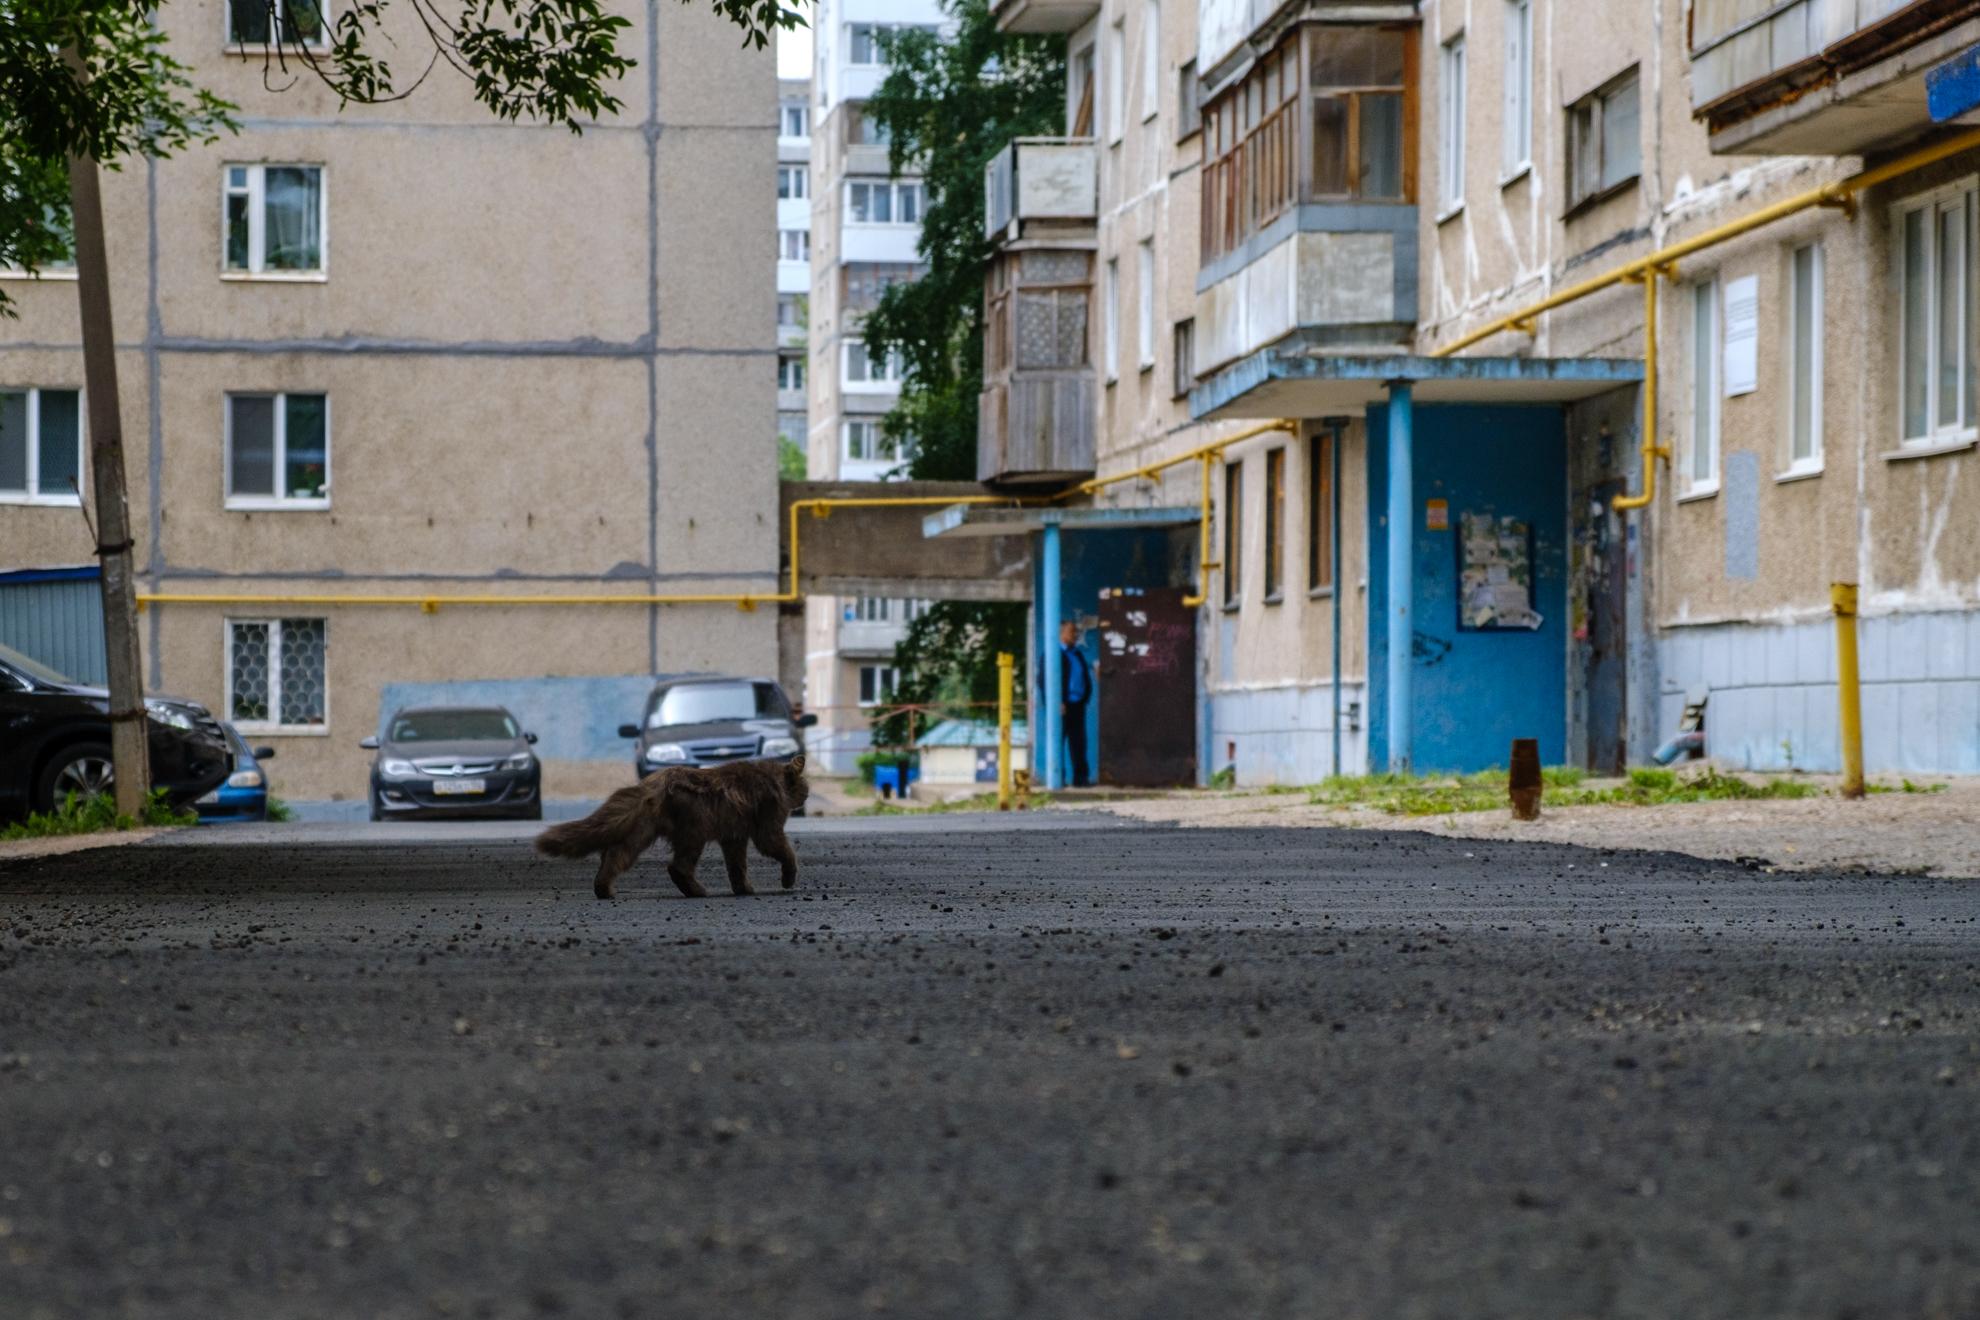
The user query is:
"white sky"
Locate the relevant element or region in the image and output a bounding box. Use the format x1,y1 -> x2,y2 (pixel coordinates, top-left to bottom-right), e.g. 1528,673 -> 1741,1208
778,21 -> 814,79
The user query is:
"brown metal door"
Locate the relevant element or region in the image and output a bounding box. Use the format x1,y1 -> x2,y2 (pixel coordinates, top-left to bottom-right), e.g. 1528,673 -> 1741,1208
1096,586 -> 1197,786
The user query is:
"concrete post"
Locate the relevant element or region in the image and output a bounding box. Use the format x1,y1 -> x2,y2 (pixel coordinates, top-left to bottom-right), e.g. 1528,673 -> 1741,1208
1041,522 -> 1063,791
1386,383 -> 1414,775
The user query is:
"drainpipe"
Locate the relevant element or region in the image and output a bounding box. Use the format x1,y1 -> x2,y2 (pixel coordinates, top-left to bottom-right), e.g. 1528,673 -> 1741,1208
1041,522 -> 1063,791
1385,384 -> 1414,775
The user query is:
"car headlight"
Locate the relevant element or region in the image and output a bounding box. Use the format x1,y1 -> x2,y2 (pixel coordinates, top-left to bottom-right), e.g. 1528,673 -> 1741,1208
644,743 -> 689,765
144,700 -> 196,731
761,736 -> 800,758
227,769 -> 264,789
380,758 -> 417,778
503,752 -> 535,771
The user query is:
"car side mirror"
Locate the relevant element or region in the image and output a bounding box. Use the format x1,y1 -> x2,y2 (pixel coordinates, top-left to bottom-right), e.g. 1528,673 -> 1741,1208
524,731 -> 538,744
254,746 -> 276,761
617,723 -> 640,739
359,735 -> 379,750
795,713 -> 818,728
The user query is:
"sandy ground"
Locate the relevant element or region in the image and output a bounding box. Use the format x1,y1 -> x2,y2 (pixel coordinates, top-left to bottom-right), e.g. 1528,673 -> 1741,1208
1066,774 -> 1980,880
0,827 -> 166,864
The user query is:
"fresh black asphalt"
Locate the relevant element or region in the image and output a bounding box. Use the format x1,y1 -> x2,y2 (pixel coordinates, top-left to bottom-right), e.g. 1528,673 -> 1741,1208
2,817 -> 1977,1318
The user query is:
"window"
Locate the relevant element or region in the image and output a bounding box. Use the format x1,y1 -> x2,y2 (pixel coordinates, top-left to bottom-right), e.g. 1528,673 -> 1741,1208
1566,69 -> 1640,211
1439,34 -> 1465,210
844,420 -> 913,464
1690,278 -> 1720,491
777,294 -> 806,328
847,180 -> 924,225
1136,239 -> 1156,368
1177,59 -> 1201,140
844,342 -> 905,385
227,393 -> 328,507
847,23 -> 888,65
777,356 -> 806,390
843,262 -> 921,311
0,192 -> 74,275
777,166 -> 808,200
1308,429 -> 1335,592
227,0 -> 325,47
1202,26 -> 1413,263
1071,44 -> 1097,135
858,665 -> 899,706
1172,317 -> 1196,398
0,388 -> 82,505
228,618 -> 327,731
782,104 -> 809,138
1896,182 -> 1978,449
1502,0 -> 1531,174
849,597 -> 931,623
1786,243 -> 1823,472
1222,460 -> 1243,607
223,164 -> 324,274
1263,447 -> 1286,599
778,228 -> 810,260
845,105 -> 892,147
1103,258 -> 1119,381
1107,18 -> 1126,141
1141,0 -> 1161,122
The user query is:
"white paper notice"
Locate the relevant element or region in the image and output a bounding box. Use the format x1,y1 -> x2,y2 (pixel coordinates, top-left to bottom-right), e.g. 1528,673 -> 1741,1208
1723,274 -> 1758,397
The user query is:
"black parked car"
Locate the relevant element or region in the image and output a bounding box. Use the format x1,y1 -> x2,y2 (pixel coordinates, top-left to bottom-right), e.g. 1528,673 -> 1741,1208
363,705 -> 542,821
618,676 -> 814,782
0,642 -> 233,818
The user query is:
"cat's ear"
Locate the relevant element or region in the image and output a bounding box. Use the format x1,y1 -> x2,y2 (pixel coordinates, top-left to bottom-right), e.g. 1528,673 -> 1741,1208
784,755 -> 806,777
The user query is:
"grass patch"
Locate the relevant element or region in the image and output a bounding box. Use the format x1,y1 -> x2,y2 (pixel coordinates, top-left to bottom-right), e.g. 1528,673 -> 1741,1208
265,795 -> 297,823
2,789 -> 197,840
853,790 -> 1052,816
1866,779 -> 1948,795
1306,765 -> 1821,816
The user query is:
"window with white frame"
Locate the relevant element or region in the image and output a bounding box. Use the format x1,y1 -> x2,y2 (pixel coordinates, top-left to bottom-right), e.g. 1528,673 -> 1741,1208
1690,278 -> 1720,491
1896,181 -> 1977,450
781,104 -> 808,138
779,228 -> 810,260
1103,257 -> 1119,381
848,597 -> 931,623
846,179 -> 924,225
1502,0 -> 1531,174
847,23 -> 897,66
777,166 -> 808,200
858,664 -> 899,706
1786,243 -> 1823,472
227,0 -> 326,47
1136,239 -> 1155,369
0,388 -> 82,504
224,164 -> 324,274
1140,0 -> 1160,122
777,356 -> 806,391
778,294 -> 806,329
1566,69 -> 1640,210
844,342 -> 906,386
227,392 -> 328,506
843,419 -> 911,464
228,617 -> 327,730
1439,34 -> 1466,211
1107,17 -> 1126,142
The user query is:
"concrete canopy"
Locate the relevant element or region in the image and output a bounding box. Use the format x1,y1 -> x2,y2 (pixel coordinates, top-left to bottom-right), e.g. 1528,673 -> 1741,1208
922,504 -> 1201,539
1189,350 -> 1645,421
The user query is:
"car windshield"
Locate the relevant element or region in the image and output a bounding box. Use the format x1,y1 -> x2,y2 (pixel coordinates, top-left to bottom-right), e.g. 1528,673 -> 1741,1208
389,710 -> 519,742
649,682 -> 784,728
0,642 -> 78,687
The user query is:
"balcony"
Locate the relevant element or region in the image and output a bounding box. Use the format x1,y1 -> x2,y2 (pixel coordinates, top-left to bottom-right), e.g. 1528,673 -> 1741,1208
990,0 -> 1100,35
1692,0 -> 1980,154
979,139 -> 1099,487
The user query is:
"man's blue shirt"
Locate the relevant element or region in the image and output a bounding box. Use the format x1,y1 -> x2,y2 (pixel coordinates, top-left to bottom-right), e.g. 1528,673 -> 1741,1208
1061,642 -> 1091,703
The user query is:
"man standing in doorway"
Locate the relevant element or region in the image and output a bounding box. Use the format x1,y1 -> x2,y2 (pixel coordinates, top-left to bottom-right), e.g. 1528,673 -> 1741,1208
1059,620 -> 1093,788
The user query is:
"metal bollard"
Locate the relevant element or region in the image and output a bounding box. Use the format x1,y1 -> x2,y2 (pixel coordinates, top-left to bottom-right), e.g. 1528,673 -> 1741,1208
1509,738 -> 1542,820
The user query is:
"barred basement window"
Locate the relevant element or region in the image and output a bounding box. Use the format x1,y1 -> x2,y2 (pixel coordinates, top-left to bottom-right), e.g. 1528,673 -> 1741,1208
228,618 -> 327,731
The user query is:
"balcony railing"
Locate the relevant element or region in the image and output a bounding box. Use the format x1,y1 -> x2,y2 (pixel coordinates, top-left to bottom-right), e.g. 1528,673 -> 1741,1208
984,138 -> 1098,242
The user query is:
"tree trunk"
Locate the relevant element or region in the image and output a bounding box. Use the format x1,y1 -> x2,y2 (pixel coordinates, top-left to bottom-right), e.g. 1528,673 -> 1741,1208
66,151 -> 151,817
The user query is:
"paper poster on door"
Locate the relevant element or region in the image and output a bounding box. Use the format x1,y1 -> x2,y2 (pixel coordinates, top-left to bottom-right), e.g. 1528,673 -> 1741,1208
1458,512 -> 1543,630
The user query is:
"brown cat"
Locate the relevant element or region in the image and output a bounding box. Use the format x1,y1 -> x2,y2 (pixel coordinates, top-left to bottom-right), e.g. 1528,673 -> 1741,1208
536,757 -> 809,899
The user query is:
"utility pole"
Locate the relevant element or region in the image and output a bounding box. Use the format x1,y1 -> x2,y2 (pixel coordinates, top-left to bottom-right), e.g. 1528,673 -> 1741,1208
66,139 -> 151,816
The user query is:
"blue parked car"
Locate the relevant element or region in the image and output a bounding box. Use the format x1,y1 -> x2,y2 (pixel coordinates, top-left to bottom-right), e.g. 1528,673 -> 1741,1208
195,724 -> 277,823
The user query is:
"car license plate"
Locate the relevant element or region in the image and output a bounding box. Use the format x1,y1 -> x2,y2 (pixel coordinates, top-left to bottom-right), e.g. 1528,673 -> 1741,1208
431,779 -> 486,796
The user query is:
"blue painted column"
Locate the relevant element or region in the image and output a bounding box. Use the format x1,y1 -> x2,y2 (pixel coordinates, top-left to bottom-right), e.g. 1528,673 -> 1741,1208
1040,522 -> 1063,790
1385,383 -> 1414,774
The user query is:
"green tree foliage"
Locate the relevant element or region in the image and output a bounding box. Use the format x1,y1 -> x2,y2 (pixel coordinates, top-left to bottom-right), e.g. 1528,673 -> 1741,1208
778,435 -> 808,480
859,0 -> 1061,744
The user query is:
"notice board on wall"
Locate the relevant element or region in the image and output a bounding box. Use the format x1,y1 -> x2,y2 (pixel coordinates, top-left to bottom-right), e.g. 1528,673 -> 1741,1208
1458,512 -> 1543,631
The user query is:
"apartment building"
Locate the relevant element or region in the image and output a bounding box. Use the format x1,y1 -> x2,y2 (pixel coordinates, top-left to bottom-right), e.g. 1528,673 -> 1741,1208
0,0 -> 779,801
778,78 -> 813,458
965,0 -> 1980,785
803,0 -> 945,770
